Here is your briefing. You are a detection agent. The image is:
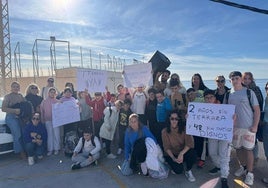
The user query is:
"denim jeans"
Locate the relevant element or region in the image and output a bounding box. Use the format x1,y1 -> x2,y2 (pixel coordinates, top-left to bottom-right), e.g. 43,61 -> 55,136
25,142 -> 45,157
5,114 -> 24,153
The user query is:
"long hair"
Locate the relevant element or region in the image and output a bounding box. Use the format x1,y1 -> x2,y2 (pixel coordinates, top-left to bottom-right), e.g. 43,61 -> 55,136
166,110 -> 185,134
191,73 -> 207,91
25,83 -> 40,95
242,72 -> 256,88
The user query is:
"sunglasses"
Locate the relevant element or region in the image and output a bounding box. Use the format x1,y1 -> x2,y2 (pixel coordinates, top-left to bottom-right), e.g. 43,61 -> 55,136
216,80 -> 225,83
31,87 -> 38,90
32,117 -> 40,121
170,117 -> 179,121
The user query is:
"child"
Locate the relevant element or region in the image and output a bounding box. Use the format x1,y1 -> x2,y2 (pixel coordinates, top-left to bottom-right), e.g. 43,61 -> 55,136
187,87 -> 206,168
85,91 -> 108,138
117,99 -> 132,155
204,89 -> 230,188
71,128 -> 101,170
132,84 -> 147,125
99,100 -> 123,159
40,87 -> 60,156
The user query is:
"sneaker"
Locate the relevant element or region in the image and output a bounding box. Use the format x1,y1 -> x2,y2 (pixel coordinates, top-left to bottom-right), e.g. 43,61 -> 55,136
140,162 -> 148,175
54,150 -> 59,155
234,166 -> 247,177
221,178 -> 229,188
28,156 -> 35,166
107,153 -> 117,159
117,148 -> 122,155
244,172 -> 254,186
71,163 -> 81,170
245,172 -> 254,185
37,155 -> 43,159
262,177 -> 268,184
47,151 -> 53,156
209,167 -> 220,175
197,160 -> 205,168
185,170 -> 196,182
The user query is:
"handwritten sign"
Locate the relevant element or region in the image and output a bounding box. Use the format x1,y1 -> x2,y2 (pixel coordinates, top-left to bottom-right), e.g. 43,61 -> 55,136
52,101 -> 80,128
76,68 -> 107,92
186,102 -> 235,141
123,63 -> 153,88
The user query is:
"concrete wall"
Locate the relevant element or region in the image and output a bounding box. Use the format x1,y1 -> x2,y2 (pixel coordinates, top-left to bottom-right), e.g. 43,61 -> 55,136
2,67 -> 123,97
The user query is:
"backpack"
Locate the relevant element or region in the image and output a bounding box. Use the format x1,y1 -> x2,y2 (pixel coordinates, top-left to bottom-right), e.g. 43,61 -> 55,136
225,88 -> 254,112
225,88 -> 263,141
79,135 -> 96,153
64,130 -> 79,157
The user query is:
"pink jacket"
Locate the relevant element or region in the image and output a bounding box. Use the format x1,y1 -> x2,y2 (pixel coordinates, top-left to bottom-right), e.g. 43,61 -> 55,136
40,97 -> 59,122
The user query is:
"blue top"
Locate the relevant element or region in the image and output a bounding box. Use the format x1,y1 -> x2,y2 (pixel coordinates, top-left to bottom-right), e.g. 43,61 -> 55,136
156,97 -> 172,123
23,122 -> 47,144
124,126 -> 157,160
264,97 -> 268,123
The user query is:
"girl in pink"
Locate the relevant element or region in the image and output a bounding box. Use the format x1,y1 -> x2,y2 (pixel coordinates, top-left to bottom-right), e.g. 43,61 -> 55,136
40,87 -> 60,156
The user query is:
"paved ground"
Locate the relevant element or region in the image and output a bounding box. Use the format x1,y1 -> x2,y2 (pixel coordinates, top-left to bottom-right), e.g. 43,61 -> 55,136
0,142 -> 268,188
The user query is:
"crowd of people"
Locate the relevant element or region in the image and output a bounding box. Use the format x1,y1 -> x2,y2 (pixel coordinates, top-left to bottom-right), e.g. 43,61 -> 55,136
1,71 -> 268,188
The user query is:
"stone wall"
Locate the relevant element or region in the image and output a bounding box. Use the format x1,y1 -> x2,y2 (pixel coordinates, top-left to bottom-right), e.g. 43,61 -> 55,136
2,67 -> 123,97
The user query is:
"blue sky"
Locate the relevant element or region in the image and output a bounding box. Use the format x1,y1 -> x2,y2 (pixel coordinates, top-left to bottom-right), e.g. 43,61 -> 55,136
8,0 -> 268,80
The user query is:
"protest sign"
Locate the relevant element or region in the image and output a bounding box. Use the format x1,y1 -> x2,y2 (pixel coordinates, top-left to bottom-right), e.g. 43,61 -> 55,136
186,102 -> 235,141
123,63 -> 153,88
76,68 -> 107,92
52,101 -> 80,128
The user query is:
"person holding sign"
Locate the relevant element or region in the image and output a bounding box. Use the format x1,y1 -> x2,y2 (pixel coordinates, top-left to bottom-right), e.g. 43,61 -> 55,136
204,89 -> 230,188
161,110 -> 196,182
226,71 -> 260,186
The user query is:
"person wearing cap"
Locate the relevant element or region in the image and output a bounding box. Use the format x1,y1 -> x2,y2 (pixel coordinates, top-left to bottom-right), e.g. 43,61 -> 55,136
225,71 -> 260,186
41,77 -> 60,99
204,89 -> 230,188
131,83 -> 147,125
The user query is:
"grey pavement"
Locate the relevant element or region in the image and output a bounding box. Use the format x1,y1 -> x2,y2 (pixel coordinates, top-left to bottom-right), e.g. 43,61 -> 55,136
0,142 -> 268,188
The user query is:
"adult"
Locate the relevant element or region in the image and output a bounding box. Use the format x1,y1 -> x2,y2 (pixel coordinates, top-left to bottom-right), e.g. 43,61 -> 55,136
40,87 -> 60,156
226,71 -> 260,186
41,77 -> 59,100
214,75 -> 230,104
1,81 -> 26,158
161,110 -> 196,182
191,73 -> 209,92
262,82 -> 268,185
242,72 -> 264,164
25,83 -> 43,113
23,113 -> 47,165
